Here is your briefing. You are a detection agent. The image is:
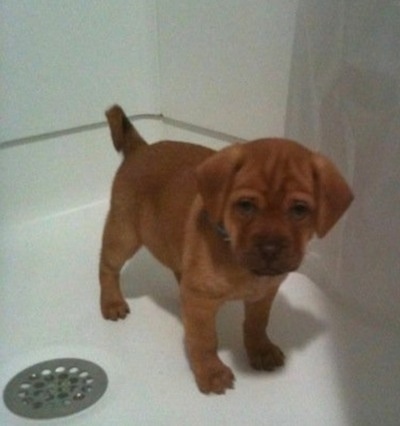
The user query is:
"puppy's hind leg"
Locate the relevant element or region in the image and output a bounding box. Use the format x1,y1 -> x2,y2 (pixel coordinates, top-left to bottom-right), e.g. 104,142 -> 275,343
99,211 -> 142,320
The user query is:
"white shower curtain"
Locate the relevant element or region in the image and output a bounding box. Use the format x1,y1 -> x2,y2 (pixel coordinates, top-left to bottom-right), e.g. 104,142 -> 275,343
285,0 -> 400,327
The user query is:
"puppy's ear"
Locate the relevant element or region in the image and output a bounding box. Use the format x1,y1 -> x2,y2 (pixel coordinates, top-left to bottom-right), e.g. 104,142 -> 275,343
312,154 -> 354,237
195,145 -> 244,223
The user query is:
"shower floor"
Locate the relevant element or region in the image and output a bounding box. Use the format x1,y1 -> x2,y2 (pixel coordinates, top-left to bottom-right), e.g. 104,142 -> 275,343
0,201 -> 394,425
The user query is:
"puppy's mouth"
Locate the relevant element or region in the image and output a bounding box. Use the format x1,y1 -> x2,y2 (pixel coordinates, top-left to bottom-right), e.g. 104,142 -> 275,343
248,265 -> 299,277
249,266 -> 294,277
237,250 -> 301,277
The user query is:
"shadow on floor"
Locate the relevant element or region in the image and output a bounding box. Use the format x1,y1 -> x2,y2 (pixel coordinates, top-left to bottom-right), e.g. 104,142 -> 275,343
121,249 -> 327,372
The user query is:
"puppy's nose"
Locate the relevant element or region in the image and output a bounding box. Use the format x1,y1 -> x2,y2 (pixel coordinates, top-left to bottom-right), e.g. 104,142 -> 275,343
258,238 -> 287,258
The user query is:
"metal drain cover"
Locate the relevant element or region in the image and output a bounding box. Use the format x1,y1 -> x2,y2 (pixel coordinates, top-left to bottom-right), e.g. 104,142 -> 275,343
3,358 -> 108,420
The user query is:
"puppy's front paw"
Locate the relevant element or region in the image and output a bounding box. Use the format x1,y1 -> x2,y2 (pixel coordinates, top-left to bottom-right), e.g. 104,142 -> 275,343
247,340 -> 285,371
101,294 -> 130,321
194,359 -> 235,395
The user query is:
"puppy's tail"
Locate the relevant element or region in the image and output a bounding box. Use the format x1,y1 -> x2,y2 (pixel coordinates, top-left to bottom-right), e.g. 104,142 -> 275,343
105,105 -> 147,157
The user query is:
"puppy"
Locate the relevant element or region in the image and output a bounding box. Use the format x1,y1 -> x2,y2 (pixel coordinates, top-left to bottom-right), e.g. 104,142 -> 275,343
99,105 -> 353,394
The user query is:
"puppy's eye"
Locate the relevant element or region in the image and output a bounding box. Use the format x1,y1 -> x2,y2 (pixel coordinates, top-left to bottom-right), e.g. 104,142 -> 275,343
289,201 -> 311,220
235,199 -> 258,216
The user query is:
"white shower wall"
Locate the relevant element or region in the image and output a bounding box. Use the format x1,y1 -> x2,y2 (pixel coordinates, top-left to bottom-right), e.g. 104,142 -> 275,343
157,0 -> 298,139
0,0 -> 160,143
1,0 -> 298,146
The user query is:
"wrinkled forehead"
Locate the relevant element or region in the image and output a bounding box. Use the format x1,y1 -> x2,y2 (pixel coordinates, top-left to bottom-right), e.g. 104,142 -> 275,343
232,147 -> 315,201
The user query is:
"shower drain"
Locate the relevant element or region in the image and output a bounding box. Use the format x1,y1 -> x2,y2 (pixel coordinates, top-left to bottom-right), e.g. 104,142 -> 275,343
3,358 -> 108,420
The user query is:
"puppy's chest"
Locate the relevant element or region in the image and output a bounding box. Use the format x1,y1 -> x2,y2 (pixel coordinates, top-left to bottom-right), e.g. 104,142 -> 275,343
225,274 -> 283,302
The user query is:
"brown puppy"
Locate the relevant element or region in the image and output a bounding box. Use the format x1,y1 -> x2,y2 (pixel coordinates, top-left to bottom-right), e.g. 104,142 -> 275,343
99,105 -> 353,394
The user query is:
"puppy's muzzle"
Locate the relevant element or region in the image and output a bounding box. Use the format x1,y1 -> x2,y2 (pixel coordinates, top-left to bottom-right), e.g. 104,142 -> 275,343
238,236 -> 299,277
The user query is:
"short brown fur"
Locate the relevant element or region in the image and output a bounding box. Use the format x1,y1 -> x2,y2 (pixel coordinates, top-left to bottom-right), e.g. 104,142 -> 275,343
99,105 -> 353,394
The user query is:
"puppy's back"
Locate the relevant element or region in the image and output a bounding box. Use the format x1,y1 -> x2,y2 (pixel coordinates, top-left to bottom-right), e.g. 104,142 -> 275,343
106,105 -> 215,270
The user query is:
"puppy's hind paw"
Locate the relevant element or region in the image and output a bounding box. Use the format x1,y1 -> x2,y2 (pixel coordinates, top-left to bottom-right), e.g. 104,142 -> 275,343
101,297 -> 130,321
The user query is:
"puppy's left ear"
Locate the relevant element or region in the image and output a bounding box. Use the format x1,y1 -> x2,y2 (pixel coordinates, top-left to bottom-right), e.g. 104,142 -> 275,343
313,154 -> 354,237
196,145 -> 244,223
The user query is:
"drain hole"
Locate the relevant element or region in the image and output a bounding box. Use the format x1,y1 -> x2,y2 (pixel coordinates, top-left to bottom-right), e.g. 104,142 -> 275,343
34,381 -> 45,389
74,392 -> 85,401
3,358 -> 108,420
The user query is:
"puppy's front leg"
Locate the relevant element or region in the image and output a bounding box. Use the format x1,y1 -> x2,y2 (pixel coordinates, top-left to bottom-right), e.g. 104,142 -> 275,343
243,282 -> 285,371
181,288 -> 235,394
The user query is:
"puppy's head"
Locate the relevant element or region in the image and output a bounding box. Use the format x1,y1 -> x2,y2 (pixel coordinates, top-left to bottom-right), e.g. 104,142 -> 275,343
196,139 -> 353,276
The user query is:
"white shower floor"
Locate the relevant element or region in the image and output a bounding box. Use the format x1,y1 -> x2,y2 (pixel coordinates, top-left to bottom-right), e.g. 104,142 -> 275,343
0,201 -> 398,425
